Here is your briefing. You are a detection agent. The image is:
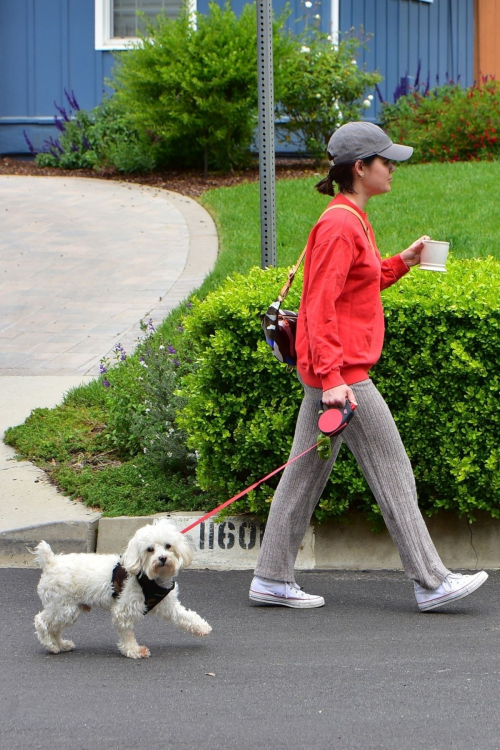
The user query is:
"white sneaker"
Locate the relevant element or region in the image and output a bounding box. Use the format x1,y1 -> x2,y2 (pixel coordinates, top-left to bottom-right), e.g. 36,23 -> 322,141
415,571 -> 488,612
249,576 -> 325,608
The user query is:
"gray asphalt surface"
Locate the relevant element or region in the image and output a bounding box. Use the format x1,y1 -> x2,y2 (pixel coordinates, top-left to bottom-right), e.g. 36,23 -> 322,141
1,569 -> 499,750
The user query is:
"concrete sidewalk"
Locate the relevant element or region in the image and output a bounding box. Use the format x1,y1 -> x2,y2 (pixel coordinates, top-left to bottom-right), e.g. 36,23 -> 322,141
0,176 -> 218,564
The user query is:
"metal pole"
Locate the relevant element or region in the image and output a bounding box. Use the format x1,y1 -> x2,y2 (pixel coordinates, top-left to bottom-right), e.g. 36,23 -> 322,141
257,0 -> 276,268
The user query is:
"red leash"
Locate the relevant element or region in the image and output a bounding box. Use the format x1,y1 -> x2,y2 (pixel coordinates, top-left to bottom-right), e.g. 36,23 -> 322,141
180,440 -> 322,534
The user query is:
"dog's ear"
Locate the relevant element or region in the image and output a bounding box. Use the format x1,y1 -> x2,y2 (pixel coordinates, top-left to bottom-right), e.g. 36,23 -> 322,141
177,534 -> 194,569
120,536 -> 143,576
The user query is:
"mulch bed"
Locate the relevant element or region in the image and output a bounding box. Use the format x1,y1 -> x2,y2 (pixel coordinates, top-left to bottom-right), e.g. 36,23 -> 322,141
0,156 -> 321,198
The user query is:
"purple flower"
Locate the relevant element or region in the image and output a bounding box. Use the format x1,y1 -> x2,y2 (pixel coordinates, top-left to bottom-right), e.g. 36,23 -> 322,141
82,134 -> 90,150
54,116 -> 66,133
424,72 -> 430,95
375,84 -> 385,105
148,318 -> 156,332
173,360 -> 181,366
64,88 -> 80,111
23,130 -> 37,155
414,60 -> 421,90
186,302 -> 192,309
44,136 -> 63,155
54,101 -> 70,122
99,362 -> 107,375
177,325 -> 184,332
167,345 -> 176,354
103,379 -> 110,388
114,343 -> 127,361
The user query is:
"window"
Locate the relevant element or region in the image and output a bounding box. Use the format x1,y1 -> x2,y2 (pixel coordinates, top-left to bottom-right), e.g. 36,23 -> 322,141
95,0 -> 195,50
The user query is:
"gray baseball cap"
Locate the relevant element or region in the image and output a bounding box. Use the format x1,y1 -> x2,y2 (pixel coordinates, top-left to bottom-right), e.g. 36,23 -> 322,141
327,121 -> 413,165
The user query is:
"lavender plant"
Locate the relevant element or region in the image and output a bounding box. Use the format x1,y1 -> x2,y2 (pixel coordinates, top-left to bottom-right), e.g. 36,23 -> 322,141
99,317 -> 198,483
31,91 -> 156,173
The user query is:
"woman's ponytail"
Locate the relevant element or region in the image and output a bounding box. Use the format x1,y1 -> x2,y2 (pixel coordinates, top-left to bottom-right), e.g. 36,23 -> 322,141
315,154 -> 378,196
315,167 -> 336,196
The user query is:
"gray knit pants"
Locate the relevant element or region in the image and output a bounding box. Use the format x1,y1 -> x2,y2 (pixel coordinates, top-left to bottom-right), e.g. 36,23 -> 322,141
254,379 -> 450,590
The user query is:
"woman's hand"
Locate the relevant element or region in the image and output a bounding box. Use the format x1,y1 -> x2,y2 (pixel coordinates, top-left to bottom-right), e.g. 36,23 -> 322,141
322,384 -> 357,408
401,235 -> 430,267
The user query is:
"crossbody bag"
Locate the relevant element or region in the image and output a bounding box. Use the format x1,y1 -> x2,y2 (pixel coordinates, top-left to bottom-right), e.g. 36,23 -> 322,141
261,204 -> 375,366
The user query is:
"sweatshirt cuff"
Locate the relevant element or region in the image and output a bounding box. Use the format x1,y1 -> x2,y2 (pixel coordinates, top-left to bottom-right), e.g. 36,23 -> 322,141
393,253 -> 411,278
321,370 -> 346,391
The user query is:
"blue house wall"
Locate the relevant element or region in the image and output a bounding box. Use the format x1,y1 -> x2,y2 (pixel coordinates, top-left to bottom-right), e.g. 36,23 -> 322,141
340,0 -> 474,122
0,0 -> 474,155
0,0 -> 115,153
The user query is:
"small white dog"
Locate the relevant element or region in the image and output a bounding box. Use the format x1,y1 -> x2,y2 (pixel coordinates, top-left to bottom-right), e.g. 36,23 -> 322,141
33,519 -> 212,659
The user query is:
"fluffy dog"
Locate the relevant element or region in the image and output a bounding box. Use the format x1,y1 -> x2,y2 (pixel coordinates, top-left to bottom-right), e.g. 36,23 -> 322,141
33,519 -> 212,659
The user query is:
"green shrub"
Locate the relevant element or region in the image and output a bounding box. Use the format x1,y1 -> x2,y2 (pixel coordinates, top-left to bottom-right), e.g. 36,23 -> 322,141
112,2 -> 294,172
381,79 -> 500,163
56,455 -> 204,517
277,30 -> 382,162
177,258 -> 500,523
34,93 -> 157,173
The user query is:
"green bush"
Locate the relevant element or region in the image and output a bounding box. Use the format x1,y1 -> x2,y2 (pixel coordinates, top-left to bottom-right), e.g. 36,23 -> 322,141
277,30 -> 382,162
177,258 -> 500,523
112,2 -> 294,172
34,94 -> 156,173
381,79 -> 500,164
98,318 -> 197,463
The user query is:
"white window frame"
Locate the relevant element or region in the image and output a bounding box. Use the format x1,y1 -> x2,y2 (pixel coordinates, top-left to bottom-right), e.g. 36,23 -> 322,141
95,0 -> 196,51
330,0 -> 339,45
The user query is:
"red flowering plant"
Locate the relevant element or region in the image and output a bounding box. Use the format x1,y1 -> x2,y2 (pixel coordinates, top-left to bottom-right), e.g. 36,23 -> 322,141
380,76 -> 500,164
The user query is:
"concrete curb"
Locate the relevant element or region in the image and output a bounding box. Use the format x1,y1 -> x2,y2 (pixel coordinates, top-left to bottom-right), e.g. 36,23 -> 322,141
7,508 -> 498,572
95,510 -> 500,572
96,513 -> 315,570
0,519 -> 99,567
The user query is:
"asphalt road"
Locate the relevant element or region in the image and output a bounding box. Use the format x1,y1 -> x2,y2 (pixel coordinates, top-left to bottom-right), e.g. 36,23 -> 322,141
1,569 -> 500,750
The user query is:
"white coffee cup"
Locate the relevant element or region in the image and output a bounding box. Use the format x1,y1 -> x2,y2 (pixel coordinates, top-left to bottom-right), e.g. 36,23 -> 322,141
419,240 -> 450,272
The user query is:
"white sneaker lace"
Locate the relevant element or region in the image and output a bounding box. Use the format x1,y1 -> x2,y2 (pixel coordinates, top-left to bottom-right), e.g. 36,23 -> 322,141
445,573 -> 464,582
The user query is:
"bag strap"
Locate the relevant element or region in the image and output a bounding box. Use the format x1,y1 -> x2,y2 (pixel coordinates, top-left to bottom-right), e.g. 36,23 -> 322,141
278,203 -> 375,302
326,204 -> 375,253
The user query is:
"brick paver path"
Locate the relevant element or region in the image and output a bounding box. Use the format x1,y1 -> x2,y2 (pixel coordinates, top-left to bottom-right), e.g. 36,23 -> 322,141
0,176 -> 217,375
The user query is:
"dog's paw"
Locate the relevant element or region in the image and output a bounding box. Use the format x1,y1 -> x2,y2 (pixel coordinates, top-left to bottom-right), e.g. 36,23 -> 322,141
44,643 -> 63,654
194,621 -> 212,637
123,645 -> 151,659
59,639 -> 75,652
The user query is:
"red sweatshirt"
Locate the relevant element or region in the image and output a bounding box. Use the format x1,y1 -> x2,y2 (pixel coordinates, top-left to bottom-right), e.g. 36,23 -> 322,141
295,194 -> 409,391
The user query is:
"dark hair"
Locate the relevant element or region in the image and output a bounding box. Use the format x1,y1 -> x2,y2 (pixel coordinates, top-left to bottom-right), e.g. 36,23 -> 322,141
315,154 -> 378,196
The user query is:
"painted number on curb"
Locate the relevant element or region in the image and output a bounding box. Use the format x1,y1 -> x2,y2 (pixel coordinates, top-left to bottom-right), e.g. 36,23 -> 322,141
199,521 -> 265,551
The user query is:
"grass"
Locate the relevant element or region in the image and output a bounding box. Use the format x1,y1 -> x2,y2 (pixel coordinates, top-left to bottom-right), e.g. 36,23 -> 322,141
200,161 -> 500,271
5,161 -> 500,516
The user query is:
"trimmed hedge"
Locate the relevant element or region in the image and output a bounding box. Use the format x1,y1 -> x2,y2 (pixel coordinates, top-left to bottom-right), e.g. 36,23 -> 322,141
177,258 -> 500,524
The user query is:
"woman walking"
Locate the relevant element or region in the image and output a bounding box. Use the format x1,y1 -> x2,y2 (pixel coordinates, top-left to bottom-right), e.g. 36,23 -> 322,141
250,121 -> 487,612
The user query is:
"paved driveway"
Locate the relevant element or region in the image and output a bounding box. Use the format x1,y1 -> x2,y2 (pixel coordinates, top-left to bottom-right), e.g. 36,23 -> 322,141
0,176 -> 217,376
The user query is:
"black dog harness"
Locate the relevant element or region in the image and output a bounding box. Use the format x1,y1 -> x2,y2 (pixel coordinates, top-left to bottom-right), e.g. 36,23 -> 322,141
111,562 -> 175,613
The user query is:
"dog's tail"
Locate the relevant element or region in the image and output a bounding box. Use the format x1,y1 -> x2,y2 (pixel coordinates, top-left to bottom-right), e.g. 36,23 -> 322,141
33,540 -> 55,569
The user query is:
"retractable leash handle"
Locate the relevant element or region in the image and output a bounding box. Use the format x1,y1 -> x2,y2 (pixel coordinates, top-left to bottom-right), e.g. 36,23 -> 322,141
317,399 -> 357,437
